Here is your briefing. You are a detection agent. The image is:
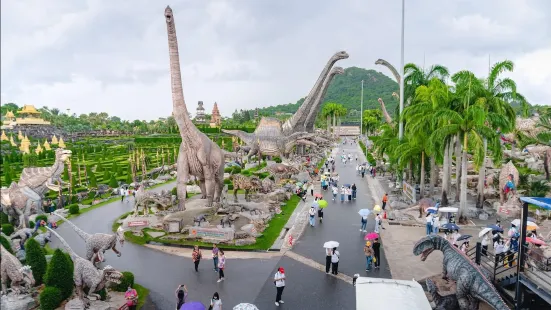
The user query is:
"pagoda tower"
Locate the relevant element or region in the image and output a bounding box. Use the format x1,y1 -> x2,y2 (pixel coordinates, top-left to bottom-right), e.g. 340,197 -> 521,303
210,102 -> 221,128
18,130 -> 24,140
1,130 -> 8,141
4,110 -> 15,122
20,136 -> 30,154
14,105 -> 50,125
51,135 -> 59,145
35,144 -> 43,155
43,139 -> 51,150
195,101 -> 206,123
58,137 -> 66,148
9,135 -> 16,147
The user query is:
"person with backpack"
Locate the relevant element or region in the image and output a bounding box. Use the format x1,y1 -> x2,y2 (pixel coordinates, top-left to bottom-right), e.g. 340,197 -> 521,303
208,292 -> 222,310
274,267 -> 286,306
364,241 -> 374,271
331,247 -> 340,275
332,186 -> 338,201
192,245 -> 202,272
175,284 -> 187,310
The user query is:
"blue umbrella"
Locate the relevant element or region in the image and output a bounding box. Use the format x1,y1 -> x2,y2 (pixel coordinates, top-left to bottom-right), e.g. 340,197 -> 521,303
487,224 -> 504,232
427,209 -> 438,214
457,234 -> 472,241
441,223 -> 460,231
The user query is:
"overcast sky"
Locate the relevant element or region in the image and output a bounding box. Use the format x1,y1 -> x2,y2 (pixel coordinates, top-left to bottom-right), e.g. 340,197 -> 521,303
2,0 -> 550,120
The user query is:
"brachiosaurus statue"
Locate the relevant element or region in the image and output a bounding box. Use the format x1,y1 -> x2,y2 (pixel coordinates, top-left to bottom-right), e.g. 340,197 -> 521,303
164,6 -> 224,210
375,58 -> 401,84
304,66 -> 344,132
282,51 -> 349,135
377,98 -> 393,124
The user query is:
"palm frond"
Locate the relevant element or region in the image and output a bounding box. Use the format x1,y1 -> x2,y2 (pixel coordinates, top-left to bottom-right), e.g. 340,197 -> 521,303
488,60 -> 514,89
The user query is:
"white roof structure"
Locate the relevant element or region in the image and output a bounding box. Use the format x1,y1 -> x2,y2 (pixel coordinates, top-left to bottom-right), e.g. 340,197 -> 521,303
356,277 -> 431,310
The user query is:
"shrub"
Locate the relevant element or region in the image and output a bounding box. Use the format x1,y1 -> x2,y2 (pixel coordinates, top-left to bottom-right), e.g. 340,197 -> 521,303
112,271 -> 135,292
1,223 -> 14,236
1,211 -> 10,225
68,204 -> 80,215
171,187 -> 177,196
35,215 -> 48,224
44,249 -> 74,299
97,288 -> 107,301
96,163 -> 104,173
39,286 -> 62,310
224,167 -> 232,173
232,166 -> 241,174
109,174 -> 119,188
0,235 -> 13,254
29,221 -> 35,228
89,172 -> 97,188
25,239 -> 47,284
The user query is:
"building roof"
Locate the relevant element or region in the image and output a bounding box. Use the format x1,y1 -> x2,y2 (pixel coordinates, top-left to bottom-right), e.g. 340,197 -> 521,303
5,110 -> 15,118
17,105 -> 41,114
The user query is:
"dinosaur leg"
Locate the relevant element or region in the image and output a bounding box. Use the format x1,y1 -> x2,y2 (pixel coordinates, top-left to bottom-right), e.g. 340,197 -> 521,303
176,144 -> 189,212
213,166 -> 224,203
111,243 -> 121,257
233,186 -> 239,203
198,178 -> 207,199
456,285 -> 470,310
1,271 -> 7,294
202,164 -> 215,208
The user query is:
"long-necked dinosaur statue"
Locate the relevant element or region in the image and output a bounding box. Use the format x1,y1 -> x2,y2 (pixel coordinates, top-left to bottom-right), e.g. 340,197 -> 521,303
304,66 -> 344,132
375,59 -> 401,124
164,6 -> 225,210
377,98 -> 393,124
282,51 -> 349,135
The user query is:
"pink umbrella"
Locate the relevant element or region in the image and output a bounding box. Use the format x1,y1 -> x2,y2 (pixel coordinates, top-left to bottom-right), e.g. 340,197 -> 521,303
526,237 -> 546,246
364,232 -> 379,241
314,193 -> 323,198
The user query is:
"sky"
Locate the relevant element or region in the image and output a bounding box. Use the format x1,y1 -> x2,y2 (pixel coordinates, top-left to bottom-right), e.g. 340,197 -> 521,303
2,0 -> 550,121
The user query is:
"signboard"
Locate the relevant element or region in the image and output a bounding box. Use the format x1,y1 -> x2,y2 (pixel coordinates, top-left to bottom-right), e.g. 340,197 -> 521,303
128,220 -> 149,227
190,227 -> 234,241
402,181 -> 417,203
499,207 -> 510,215
168,221 -> 180,233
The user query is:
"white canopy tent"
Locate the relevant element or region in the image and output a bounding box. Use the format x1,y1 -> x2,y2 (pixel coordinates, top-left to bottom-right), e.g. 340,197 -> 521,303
355,277 -> 431,310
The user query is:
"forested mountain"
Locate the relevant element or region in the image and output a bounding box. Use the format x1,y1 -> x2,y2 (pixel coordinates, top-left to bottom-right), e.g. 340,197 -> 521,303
256,67 -> 399,118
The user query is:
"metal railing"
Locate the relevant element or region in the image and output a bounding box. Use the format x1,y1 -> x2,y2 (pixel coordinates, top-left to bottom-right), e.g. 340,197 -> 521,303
520,244 -> 551,290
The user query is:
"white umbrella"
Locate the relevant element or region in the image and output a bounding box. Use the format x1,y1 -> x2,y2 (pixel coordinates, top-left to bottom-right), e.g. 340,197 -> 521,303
323,241 -> 340,248
479,227 -> 492,238
511,219 -> 538,229
233,303 -> 259,310
358,209 -> 371,217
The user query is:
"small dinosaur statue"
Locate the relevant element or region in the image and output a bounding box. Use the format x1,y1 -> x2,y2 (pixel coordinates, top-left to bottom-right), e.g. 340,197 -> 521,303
45,227 -> 123,306
229,174 -> 262,202
413,235 -> 509,310
1,244 -> 35,295
54,213 -> 124,265
10,228 -> 35,248
426,279 -> 459,310
33,230 -> 52,247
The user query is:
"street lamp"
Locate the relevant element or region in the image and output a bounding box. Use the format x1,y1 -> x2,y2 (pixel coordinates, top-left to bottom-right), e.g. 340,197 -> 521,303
398,0 -> 405,140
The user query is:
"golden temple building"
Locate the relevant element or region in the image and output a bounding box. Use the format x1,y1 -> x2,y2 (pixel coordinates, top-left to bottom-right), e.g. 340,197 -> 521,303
18,130 -> 24,140
58,137 -> 66,148
35,144 -> 43,155
4,111 -> 15,122
0,130 -> 7,141
44,139 -> 51,150
14,105 -> 50,125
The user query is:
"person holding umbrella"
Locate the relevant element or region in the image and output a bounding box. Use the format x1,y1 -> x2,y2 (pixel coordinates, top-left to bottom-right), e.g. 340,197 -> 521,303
318,199 -> 327,222
364,241 -> 374,271
425,213 -> 434,235
457,235 -> 472,253
331,247 -> 340,275
360,213 -> 368,232
324,241 -> 339,274
479,228 -> 492,256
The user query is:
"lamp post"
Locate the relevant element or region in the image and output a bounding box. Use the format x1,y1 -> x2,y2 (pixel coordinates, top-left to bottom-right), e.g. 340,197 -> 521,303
398,0 -> 405,140
360,80 -> 364,138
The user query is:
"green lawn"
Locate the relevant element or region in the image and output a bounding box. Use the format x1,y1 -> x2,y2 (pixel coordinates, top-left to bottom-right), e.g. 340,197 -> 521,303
134,283 -> 149,309
113,195 -> 302,250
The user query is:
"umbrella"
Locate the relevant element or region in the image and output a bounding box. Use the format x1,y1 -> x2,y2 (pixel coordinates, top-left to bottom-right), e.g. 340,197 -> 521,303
364,232 -> 379,241
526,237 -> 546,246
323,241 -> 339,248
233,303 -> 259,310
427,207 -> 438,212
318,200 -> 328,208
373,205 -> 382,212
358,209 -> 371,217
527,217 -> 536,223
511,219 -> 539,230
180,302 -> 206,310
427,209 -> 438,214
441,223 -> 460,231
295,182 -> 303,187
314,193 -> 323,198
479,227 -> 492,238
486,224 -> 504,232
343,183 -> 351,187
457,235 -> 472,241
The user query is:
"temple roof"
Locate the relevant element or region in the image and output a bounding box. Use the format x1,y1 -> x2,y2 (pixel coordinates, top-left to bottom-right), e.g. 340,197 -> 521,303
17,105 -> 41,114
5,110 -> 15,118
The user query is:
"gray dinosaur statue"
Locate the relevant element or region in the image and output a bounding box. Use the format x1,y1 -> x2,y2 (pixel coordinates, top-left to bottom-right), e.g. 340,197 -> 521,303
165,6 -> 225,210
375,59 -> 400,121
282,51 -> 349,135
1,148 -> 72,228
413,235 -> 509,310
304,66 -> 345,132
45,227 -> 123,307
258,163 -> 300,179
426,279 -> 459,310
1,244 -> 35,295
33,230 -> 52,247
221,130 -> 312,160
54,213 -> 124,265
10,228 -> 35,249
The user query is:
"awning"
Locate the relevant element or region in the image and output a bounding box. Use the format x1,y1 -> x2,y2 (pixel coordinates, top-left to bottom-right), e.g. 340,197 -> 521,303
356,277 -> 431,310
520,197 -> 551,210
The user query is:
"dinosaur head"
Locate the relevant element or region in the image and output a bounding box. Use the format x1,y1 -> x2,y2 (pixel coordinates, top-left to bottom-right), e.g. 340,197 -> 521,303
413,235 -> 442,261
165,6 -> 173,23
19,265 -> 36,287
332,67 -> 345,75
374,59 -> 386,65
102,265 -> 123,284
55,148 -> 72,163
332,51 -> 349,61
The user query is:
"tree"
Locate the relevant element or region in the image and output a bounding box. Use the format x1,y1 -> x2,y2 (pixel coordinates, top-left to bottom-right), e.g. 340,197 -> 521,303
25,238 -> 47,284
362,109 -> 382,135
103,170 -> 111,182
44,249 -> 74,299
109,174 -> 119,188
89,171 -> 97,188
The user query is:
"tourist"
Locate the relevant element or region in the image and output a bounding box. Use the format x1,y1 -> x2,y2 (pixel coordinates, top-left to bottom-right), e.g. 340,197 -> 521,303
331,247 -> 340,275
460,240 -> 469,254
334,174 -> 340,184
372,167 -> 377,178
217,250 -> 226,282
120,188 -> 125,202
175,284 -> 187,309
355,154 -> 358,162
332,186 -> 338,201
212,244 -> 219,272
274,267 -> 286,306
318,206 -> 324,223
125,286 -> 138,310
361,166 -> 365,178
452,230 -> 461,247
308,183 -> 314,196
360,214 -> 368,232
340,186 -> 345,203
494,239 -> 505,265
425,213 -> 433,235
346,187 -> 352,202
481,231 -> 490,256
364,241 -> 374,271
192,245 -> 202,272
325,248 -> 332,274
352,183 -> 357,200
308,206 -> 316,227
348,153 -> 351,161
374,214 -> 382,233
433,215 -> 440,234
325,161 -> 329,170
209,292 -> 222,310
372,238 -> 381,269
382,193 -> 388,210
356,164 -> 360,175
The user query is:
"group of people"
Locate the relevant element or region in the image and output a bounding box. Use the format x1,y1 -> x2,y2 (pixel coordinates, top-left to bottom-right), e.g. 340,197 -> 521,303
324,156 -> 336,173
189,244 -> 227,282
321,173 -> 339,191
337,184 -> 357,202
363,239 -> 381,271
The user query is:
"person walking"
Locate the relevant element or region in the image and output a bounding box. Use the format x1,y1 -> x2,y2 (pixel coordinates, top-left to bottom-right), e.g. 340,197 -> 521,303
372,238 -> 381,269
361,166 -> 365,178
325,247 -> 332,274
217,250 -> 225,282
425,213 -> 433,235
175,285 -> 187,310
308,206 -> 316,227
308,183 -> 314,196
120,189 -> 125,202
345,187 -> 351,202
274,267 -> 286,306
352,183 -> 357,200
355,164 -> 360,175
432,215 -> 440,234
481,232 -> 489,256
212,244 -> 219,272
364,241 -> 374,271
331,247 -> 340,275
332,186 -> 338,201
355,154 -> 358,162
340,186 -> 345,203
374,214 -> 381,233
192,245 -> 202,272
209,292 -> 222,310
382,193 -> 388,210
360,214 -> 368,232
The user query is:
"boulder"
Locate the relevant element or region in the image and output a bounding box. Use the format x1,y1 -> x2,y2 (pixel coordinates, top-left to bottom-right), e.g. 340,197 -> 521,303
294,172 -> 311,182
1,294 -> 36,310
241,224 -> 260,237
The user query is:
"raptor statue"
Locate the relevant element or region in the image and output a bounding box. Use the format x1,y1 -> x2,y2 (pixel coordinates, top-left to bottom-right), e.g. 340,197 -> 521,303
413,235 -> 509,310
45,227 -> 123,307
426,279 -> 459,310
165,6 -> 225,210
258,163 -> 300,179
1,148 -> 72,228
54,212 -> 124,265
1,244 -> 35,295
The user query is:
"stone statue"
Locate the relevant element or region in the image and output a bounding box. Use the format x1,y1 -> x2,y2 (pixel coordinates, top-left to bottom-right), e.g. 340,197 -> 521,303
1,245 -> 35,295
498,161 -> 519,204
193,214 -> 207,226
304,66 -> 345,132
229,174 -> 261,202
221,130 -> 313,160
165,6 -> 225,210
377,98 -> 394,124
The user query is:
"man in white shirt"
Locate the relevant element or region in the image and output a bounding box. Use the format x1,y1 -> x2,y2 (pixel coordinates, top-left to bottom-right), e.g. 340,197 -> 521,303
374,214 -> 381,233
308,206 -> 316,227
481,232 -> 490,256
426,213 -> 433,235
274,267 -> 286,306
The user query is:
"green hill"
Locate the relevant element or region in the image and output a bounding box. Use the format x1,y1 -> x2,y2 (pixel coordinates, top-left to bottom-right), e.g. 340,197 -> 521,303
256,67 -> 399,120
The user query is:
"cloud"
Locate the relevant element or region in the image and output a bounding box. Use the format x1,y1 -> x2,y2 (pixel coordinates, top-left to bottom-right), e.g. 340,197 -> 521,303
1,0 -> 550,121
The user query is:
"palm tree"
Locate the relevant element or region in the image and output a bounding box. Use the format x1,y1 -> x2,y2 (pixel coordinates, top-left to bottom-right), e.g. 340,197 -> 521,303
334,105 -> 347,137
403,63 -> 450,106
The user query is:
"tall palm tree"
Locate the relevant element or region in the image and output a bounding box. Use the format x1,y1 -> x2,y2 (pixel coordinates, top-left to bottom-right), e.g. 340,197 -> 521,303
334,105 -> 347,137
322,103 -> 339,135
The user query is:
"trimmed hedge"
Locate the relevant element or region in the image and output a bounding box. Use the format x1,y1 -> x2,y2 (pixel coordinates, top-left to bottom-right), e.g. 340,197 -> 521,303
25,239 -> 47,284
39,286 -> 62,310
44,249 -> 74,299
1,223 -> 14,236
112,271 -> 135,292
35,215 -> 48,224
68,204 -> 80,215
0,235 -> 13,254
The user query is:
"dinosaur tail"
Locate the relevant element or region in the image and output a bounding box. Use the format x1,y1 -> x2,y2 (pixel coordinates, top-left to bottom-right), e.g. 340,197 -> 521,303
425,279 -> 442,303
472,281 -> 510,310
45,226 -> 77,260
222,150 -> 239,159
54,212 -> 90,241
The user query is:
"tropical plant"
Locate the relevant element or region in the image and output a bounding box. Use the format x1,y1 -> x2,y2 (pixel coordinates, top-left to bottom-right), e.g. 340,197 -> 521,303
25,238 -> 47,284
